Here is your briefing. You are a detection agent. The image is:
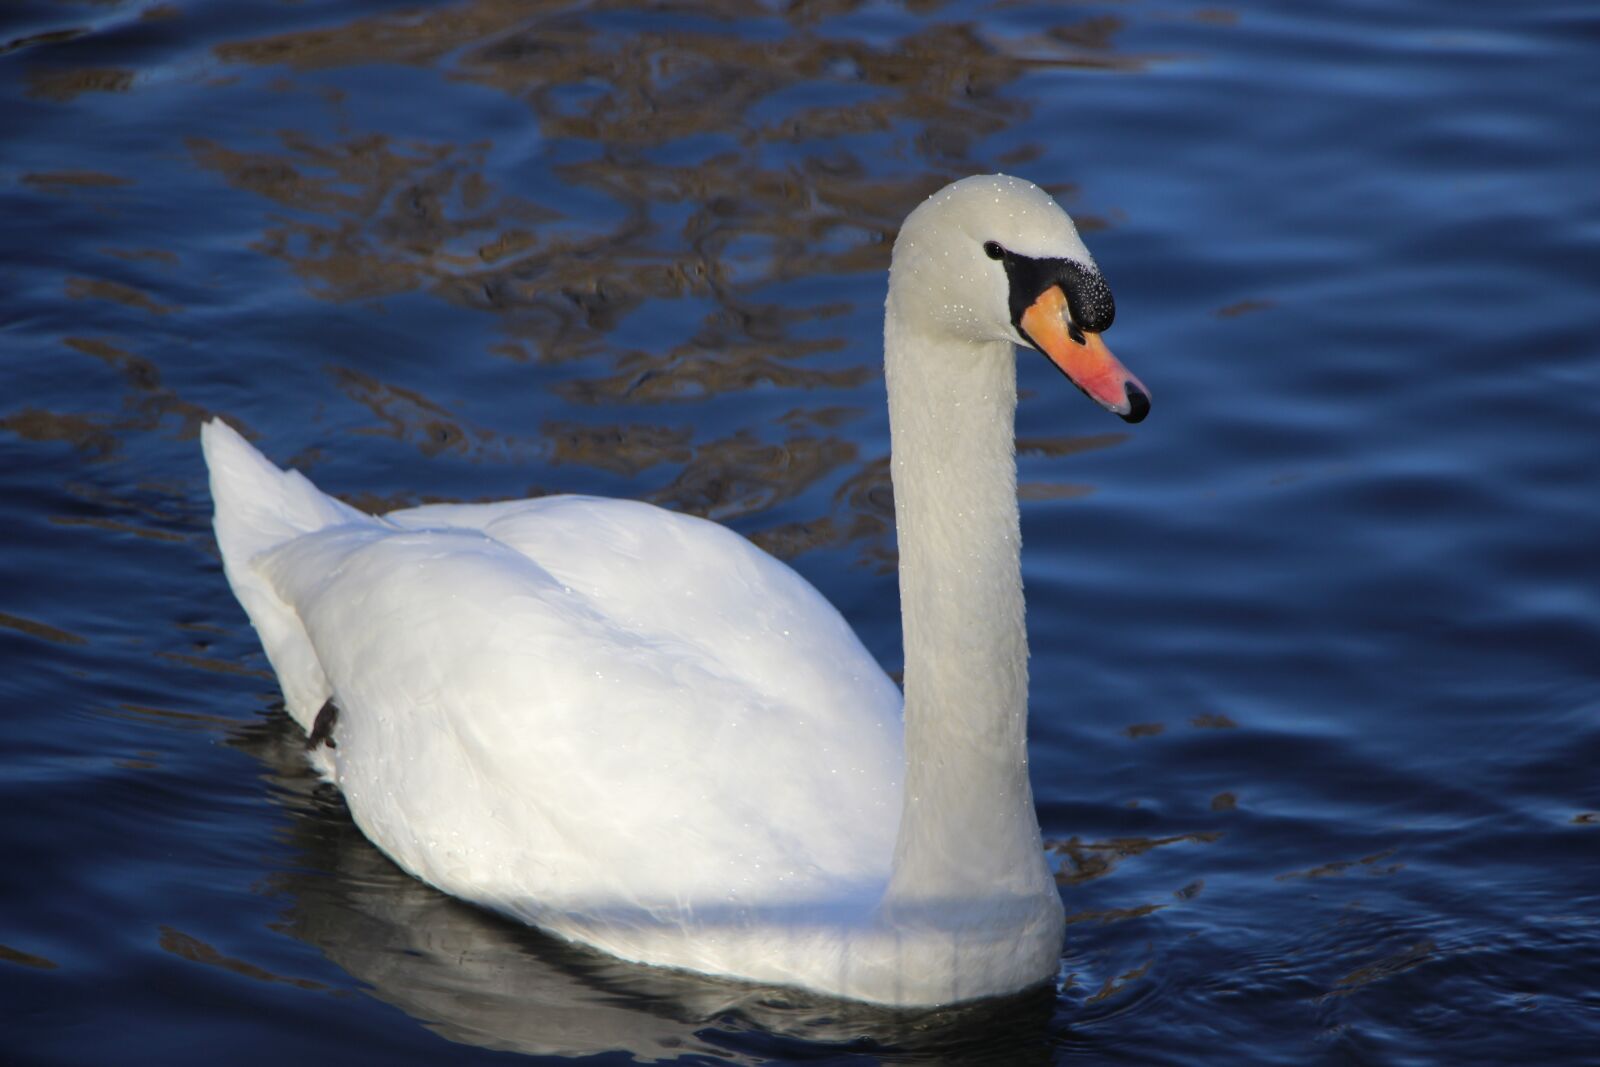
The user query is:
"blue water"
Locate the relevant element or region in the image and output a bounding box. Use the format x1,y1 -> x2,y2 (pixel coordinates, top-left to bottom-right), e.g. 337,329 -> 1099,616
3,1 -> 1598,1062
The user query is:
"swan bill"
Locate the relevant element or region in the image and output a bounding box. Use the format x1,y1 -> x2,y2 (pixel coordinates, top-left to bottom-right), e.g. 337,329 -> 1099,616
1019,285 -> 1150,423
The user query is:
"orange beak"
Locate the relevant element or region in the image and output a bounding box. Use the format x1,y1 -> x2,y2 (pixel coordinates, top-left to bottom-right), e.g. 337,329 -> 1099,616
1019,285 -> 1149,423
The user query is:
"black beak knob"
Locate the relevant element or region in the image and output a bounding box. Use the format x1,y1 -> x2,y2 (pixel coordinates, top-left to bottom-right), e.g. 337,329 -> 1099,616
1120,385 -> 1151,424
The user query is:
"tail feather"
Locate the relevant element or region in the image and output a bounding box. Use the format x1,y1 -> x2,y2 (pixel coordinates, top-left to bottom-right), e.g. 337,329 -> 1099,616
201,418 -> 369,730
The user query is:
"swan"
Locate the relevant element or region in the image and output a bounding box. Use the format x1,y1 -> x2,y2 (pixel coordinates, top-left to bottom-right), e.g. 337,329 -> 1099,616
202,174 -> 1149,1008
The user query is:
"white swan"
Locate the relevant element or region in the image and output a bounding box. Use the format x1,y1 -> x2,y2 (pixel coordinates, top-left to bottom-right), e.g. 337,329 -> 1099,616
203,174 -> 1148,1008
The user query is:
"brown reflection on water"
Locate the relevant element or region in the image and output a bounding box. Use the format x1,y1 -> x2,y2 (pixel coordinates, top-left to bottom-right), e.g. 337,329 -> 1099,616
1215,298 -> 1275,319
22,170 -> 132,191
57,336 -> 214,443
1277,848 -> 1404,882
0,610 -> 88,647
26,66 -> 134,102
554,331 -> 872,406
65,277 -> 176,316
1082,956 -> 1152,1004
100,247 -> 180,266
1065,902 -> 1164,926
544,419 -> 692,478
103,703 -> 241,733
1050,831 -> 1223,888
1,27 -> 88,59
317,362 -> 867,531
50,514 -> 186,543
0,409 -> 119,460
1326,939 -> 1435,998
171,1 -> 1159,551
327,365 -> 529,463
158,925 -> 328,991
155,651 -> 276,681
45,469 -> 220,552
0,943 -> 58,971
651,427 -> 856,522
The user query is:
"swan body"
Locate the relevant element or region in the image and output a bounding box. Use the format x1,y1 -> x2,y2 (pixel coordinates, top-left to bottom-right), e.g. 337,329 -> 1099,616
204,174 -> 1147,1007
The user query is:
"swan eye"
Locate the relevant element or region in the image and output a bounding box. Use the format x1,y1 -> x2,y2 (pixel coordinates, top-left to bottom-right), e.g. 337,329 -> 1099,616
983,241 -> 1005,260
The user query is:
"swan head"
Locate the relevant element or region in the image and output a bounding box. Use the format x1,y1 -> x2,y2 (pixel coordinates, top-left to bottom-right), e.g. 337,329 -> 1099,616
889,174 -> 1149,423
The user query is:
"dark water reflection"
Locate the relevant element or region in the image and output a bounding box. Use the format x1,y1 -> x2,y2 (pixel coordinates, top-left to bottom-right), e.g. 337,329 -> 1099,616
3,0 -> 1599,1063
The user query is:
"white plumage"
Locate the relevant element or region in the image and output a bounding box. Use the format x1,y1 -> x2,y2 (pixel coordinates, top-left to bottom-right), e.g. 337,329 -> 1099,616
205,174 -> 1146,1006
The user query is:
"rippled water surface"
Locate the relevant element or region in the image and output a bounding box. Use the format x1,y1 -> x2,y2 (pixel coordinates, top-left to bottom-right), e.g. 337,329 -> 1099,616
4,0 -> 1598,1062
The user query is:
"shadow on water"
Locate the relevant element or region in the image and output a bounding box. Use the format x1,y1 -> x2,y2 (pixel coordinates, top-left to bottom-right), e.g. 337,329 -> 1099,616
228,709 -> 1065,1064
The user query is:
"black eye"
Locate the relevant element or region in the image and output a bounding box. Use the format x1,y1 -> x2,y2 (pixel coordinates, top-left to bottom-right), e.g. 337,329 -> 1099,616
983,241 -> 1005,260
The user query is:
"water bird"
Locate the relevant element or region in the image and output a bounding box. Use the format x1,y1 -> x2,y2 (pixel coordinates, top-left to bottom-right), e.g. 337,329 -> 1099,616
203,174 -> 1149,1007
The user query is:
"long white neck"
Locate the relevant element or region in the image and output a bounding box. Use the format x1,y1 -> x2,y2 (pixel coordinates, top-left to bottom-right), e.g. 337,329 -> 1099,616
879,306 -> 1056,909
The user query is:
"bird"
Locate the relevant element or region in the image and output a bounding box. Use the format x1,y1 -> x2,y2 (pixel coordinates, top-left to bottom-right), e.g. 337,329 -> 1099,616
202,173 -> 1149,1008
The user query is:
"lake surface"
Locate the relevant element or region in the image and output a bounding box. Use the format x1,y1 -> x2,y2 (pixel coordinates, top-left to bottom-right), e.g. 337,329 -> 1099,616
3,0 -> 1598,1062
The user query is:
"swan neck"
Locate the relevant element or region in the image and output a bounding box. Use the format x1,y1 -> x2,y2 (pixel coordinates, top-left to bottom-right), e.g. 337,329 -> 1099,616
880,308 -> 1054,907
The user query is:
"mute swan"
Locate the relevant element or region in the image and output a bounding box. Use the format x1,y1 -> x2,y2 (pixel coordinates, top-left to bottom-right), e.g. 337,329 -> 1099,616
203,174 -> 1148,1008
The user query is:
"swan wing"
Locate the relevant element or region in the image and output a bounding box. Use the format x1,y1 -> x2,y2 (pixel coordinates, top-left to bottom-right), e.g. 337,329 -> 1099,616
205,421 -> 903,922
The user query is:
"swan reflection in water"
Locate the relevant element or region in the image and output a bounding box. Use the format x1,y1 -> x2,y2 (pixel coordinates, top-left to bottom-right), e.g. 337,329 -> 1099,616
230,711 -> 1062,1063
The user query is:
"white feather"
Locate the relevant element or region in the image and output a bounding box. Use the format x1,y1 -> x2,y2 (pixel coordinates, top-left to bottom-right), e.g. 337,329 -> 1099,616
204,175 -> 1116,1006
